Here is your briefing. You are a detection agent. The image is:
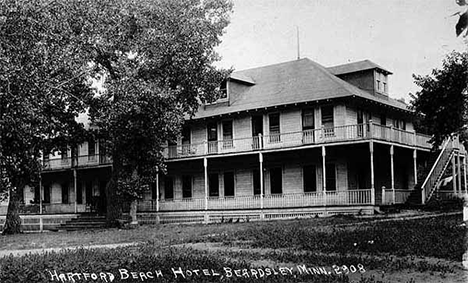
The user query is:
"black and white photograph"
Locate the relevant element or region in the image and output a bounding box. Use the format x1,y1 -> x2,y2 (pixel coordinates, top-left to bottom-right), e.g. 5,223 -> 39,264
0,0 -> 467,282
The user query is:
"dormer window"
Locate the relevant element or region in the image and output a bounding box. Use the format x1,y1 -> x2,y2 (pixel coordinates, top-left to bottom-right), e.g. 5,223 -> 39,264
375,71 -> 388,94
219,80 -> 227,100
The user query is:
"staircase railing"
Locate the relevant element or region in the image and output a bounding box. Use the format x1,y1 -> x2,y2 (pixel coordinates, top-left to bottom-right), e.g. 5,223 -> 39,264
421,137 -> 455,204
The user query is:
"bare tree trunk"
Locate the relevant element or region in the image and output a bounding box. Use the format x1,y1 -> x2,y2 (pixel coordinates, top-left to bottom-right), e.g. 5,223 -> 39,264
2,185 -> 23,235
129,199 -> 138,225
105,175 -> 122,227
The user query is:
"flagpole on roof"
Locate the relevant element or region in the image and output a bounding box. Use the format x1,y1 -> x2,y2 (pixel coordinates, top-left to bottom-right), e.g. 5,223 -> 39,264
296,26 -> 300,60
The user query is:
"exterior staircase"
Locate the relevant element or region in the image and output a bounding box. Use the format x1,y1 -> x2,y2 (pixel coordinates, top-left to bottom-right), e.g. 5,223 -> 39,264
417,136 -> 460,205
59,214 -> 107,231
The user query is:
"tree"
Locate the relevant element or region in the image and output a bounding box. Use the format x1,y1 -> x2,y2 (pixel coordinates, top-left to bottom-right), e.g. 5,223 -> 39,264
0,1 -> 94,234
410,51 -> 468,147
83,0 -> 233,224
455,0 -> 468,37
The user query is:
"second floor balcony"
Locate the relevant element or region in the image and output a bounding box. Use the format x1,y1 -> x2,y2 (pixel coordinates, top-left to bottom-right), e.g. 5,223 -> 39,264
164,123 -> 433,160
42,154 -> 112,171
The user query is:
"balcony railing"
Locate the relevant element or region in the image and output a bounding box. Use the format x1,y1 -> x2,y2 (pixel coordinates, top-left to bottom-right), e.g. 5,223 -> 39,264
137,189 -> 373,212
42,154 -> 112,171
164,123 -> 432,160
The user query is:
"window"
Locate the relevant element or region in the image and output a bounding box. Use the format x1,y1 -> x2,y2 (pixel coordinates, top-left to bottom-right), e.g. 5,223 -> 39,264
269,113 -> 280,143
222,120 -> 233,149
325,163 -> 336,191
182,126 -> 191,144
303,165 -> 316,192
43,185 -> 50,203
60,147 -> 68,163
88,139 -> 96,161
270,167 -> 283,194
393,119 -> 406,130
151,182 -> 157,200
182,175 -> 192,198
253,169 -> 261,195
321,106 -> 334,136
219,80 -> 227,100
302,109 -> 315,143
207,122 -> 218,154
380,114 -> 386,126
209,173 -> 219,197
251,115 -> 263,149
76,182 -> 82,204
85,181 -> 92,204
224,172 -> 235,197
302,109 -> 315,130
61,183 -> 69,204
34,185 -> 40,203
164,176 -> 174,199
181,126 -> 191,155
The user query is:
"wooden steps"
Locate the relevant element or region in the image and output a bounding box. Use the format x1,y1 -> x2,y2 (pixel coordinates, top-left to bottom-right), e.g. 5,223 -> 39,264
59,214 -> 107,231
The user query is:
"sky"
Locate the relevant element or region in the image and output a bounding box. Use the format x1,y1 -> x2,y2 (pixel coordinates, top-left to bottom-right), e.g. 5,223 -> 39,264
215,0 -> 468,101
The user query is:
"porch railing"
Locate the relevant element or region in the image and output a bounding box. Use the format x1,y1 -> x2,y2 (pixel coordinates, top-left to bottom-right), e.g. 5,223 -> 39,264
382,189 -> 412,205
164,123 -> 432,160
42,154 -> 112,171
137,189 -> 372,212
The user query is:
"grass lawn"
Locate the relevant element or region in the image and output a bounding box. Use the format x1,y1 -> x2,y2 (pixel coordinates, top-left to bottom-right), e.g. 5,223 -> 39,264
0,212 -> 466,282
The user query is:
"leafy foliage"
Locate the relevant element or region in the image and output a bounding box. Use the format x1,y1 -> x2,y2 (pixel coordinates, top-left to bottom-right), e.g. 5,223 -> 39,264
455,0 -> 468,37
81,0 -> 233,222
410,51 -> 468,147
0,0 -> 96,234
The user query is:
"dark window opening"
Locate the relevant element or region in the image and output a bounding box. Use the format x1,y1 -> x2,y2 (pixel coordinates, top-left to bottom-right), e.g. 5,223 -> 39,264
269,113 -> 280,143
326,163 -> 336,191
219,80 -> 227,100
302,109 -> 315,130
303,165 -> 317,192
253,169 -> 261,195
270,167 -> 283,194
224,172 -> 235,197
164,176 -> 174,199
209,173 -> 219,197
88,139 -> 96,156
182,175 -> 192,198
61,183 -> 69,204
380,115 -> 386,126
85,181 -> 92,204
43,185 -> 50,203
222,120 -> 233,149
76,182 -> 83,204
321,106 -> 334,136
34,185 -> 40,204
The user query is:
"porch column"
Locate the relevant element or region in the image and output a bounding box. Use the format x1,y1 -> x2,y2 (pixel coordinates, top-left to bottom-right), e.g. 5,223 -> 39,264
453,155 -> 457,194
464,155 -> 467,193
390,145 -> 395,204
156,169 -> 160,212
39,174 -> 43,232
155,168 -> 160,224
259,152 -> 264,219
322,146 -> 326,205
204,157 -> 208,223
413,149 -> 417,185
39,174 -> 43,215
457,152 -> 462,194
73,169 -> 77,213
370,141 -> 375,205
